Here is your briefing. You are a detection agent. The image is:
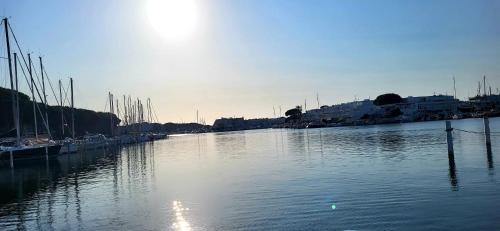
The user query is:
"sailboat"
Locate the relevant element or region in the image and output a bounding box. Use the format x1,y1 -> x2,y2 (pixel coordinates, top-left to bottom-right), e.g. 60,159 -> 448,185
0,18 -> 61,161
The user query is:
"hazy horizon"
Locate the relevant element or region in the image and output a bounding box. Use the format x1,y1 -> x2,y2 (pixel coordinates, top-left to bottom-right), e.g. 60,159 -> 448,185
1,0 -> 499,124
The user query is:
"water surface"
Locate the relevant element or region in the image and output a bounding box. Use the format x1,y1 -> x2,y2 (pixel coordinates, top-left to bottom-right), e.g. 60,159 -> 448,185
1,118 -> 500,230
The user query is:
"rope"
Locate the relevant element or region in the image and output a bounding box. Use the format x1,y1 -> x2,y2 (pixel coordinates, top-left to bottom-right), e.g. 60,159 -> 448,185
16,55 -> 51,137
454,128 -> 500,134
42,66 -> 61,106
60,80 -> 71,107
8,22 -> 61,109
454,129 -> 483,134
454,128 -> 500,137
150,101 -> 160,123
7,22 -> 46,105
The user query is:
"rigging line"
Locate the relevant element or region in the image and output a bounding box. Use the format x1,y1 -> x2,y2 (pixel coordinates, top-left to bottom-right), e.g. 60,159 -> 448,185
7,23 -> 47,107
28,56 -> 44,95
61,80 -> 71,107
17,58 -> 51,136
42,66 -> 61,106
150,102 -> 160,123
63,82 -> 70,106
16,49 -> 46,111
7,22 -> 46,106
104,96 -> 108,113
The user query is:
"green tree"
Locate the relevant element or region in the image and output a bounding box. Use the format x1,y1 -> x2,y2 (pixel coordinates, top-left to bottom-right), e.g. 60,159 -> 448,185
374,93 -> 403,106
285,106 -> 302,117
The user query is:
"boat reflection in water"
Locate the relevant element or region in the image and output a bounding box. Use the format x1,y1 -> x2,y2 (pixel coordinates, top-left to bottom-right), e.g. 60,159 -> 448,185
0,119 -> 499,230
0,141 -> 156,230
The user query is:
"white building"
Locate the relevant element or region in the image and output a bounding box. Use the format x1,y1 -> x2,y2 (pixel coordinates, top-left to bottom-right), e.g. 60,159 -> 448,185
303,95 -> 459,123
304,99 -> 381,122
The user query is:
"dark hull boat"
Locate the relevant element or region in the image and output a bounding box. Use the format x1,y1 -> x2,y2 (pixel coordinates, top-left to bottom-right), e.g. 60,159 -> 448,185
0,144 -> 62,161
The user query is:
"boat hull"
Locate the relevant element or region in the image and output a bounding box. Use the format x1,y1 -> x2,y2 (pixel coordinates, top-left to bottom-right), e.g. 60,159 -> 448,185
0,144 -> 62,160
59,143 -> 78,154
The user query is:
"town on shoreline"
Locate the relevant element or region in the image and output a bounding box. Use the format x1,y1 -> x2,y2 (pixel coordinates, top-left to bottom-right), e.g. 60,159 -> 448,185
2,86 -> 499,136
212,91 -> 500,132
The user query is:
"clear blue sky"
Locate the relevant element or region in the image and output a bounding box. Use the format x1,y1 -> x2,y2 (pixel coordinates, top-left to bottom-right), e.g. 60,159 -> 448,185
1,0 -> 499,123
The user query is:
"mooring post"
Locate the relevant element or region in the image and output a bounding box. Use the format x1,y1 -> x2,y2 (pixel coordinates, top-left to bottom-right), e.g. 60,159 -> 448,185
484,117 -> 491,148
446,121 -> 454,156
45,146 -> 49,161
9,150 -> 14,168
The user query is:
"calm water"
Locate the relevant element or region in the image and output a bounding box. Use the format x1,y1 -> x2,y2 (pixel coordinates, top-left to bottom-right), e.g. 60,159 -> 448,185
1,118 -> 500,230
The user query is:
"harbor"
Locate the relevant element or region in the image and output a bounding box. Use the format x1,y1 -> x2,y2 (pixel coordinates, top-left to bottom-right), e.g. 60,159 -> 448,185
0,118 -> 499,230
1,0 -> 500,230
0,18 -> 167,165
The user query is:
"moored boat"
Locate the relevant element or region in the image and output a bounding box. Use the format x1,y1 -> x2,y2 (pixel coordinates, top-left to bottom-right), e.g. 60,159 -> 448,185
59,138 -> 78,154
0,140 -> 62,160
77,134 -> 108,150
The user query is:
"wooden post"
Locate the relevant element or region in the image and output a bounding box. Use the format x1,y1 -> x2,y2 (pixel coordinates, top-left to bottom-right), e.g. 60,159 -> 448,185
9,150 -> 13,168
446,121 -> 454,156
484,117 -> 491,148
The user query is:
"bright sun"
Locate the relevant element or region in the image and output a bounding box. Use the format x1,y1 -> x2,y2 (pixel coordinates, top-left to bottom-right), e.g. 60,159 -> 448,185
147,0 -> 198,41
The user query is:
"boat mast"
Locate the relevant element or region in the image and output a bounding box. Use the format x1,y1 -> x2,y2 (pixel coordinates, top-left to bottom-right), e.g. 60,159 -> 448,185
70,78 -> 75,139
123,95 -> 127,126
39,56 -> 50,137
150,99 -> 153,123
148,98 -> 151,123
477,82 -> 481,96
28,54 -> 38,139
453,76 -> 456,100
59,79 -> 64,137
116,98 -> 120,125
128,96 -> 131,125
109,92 -> 114,136
483,76 -> 486,97
317,93 -> 320,109
4,18 -> 21,146
137,98 -> 142,133
14,53 -> 21,145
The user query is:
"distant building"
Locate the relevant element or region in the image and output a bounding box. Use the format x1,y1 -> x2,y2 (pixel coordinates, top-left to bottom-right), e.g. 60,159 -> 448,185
303,95 -> 459,124
304,99 -> 380,123
404,95 -> 458,117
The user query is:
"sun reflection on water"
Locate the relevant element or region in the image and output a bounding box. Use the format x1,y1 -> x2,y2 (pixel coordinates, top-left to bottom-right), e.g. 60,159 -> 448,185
172,201 -> 191,231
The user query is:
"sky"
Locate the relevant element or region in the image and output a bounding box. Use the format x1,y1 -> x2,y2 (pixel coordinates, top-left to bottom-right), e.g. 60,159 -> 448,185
1,0 -> 499,124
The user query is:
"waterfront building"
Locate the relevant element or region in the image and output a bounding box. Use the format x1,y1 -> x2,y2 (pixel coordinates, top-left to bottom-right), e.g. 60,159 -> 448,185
404,95 -> 459,118
303,95 -> 459,124
304,99 -> 381,123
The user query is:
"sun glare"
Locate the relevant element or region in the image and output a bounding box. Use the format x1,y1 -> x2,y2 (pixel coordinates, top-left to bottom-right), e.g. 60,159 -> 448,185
147,0 -> 198,41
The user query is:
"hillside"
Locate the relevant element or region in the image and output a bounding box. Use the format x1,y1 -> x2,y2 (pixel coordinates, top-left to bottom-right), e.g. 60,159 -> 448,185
0,87 -> 120,138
